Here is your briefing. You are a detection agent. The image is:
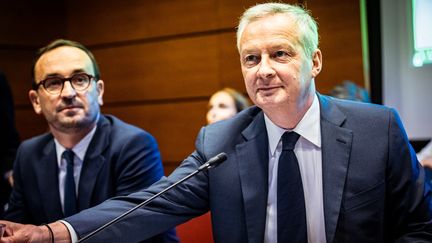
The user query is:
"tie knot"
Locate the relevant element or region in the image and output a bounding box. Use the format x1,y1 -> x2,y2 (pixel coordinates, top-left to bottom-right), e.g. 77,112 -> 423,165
62,150 -> 75,166
281,132 -> 300,151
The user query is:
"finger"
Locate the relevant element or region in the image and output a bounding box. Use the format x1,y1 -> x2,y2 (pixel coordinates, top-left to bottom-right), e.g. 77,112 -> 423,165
4,227 -> 13,237
0,221 -> 16,236
0,235 -> 16,243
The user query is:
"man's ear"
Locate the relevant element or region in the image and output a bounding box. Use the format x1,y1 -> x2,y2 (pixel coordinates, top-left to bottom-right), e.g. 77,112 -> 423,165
311,49 -> 322,78
96,80 -> 104,106
29,90 -> 42,115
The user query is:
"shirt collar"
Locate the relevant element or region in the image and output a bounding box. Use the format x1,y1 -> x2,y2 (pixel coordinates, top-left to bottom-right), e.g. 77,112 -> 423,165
265,94 -> 321,156
54,124 -> 98,167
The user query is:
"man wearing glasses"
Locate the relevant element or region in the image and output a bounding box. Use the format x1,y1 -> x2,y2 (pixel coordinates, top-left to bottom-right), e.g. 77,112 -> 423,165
2,39 -> 177,242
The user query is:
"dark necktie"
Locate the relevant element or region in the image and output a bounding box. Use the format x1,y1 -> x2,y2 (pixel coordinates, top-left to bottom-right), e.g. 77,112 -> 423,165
277,132 -> 307,243
63,149 -> 78,217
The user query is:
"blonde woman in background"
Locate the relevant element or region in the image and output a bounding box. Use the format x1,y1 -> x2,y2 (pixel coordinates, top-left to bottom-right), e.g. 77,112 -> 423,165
206,87 -> 250,124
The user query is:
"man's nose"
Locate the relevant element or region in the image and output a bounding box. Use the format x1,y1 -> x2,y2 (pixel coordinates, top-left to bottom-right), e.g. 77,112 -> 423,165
257,56 -> 276,80
60,81 -> 77,97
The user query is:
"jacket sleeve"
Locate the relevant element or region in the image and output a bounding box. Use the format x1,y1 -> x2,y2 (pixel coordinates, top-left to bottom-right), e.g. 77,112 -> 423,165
113,131 -> 164,196
66,127 -> 210,242
387,109 -> 432,241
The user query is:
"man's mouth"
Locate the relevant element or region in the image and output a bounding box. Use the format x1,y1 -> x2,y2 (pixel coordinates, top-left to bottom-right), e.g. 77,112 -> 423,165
257,86 -> 281,93
58,105 -> 81,112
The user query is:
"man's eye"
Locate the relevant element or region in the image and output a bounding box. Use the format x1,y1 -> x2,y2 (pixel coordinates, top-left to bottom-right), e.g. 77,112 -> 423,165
72,74 -> 89,83
274,51 -> 288,58
45,79 -> 62,87
75,77 -> 86,83
244,55 -> 260,64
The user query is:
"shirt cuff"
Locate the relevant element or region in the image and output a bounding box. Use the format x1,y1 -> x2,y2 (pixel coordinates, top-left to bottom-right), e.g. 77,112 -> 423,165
59,220 -> 78,243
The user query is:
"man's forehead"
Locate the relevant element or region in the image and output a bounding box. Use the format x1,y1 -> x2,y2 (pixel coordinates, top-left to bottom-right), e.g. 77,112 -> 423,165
35,46 -> 93,79
240,32 -> 300,56
38,46 -> 89,61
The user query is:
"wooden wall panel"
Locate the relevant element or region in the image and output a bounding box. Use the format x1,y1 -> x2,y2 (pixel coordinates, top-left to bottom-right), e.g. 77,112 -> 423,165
64,0 -> 365,100
214,0 -> 291,29
218,33 -> 245,92
0,1 -> 66,141
0,1 -> 65,46
66,0 -> 221,46
102,101 -> 208,174
2,0 -> 365,175
93,35 -> 223,103
65,0 -> 269,46
0,50 -> 34,106
307,0 -> 365,93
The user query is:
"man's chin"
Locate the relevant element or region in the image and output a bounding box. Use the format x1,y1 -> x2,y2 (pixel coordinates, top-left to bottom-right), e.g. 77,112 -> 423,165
255,97 -> 283,108
56,117 -> 89,130
60,107 -> 82,116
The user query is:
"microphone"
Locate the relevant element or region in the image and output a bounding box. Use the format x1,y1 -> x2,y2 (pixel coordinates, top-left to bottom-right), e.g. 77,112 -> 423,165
198,152 -> 227,171
78,152 -> 228,242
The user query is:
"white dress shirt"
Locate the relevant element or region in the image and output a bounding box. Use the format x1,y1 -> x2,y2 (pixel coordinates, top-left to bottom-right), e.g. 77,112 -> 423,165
264,94 -> 326,243
54,125 -> 97,213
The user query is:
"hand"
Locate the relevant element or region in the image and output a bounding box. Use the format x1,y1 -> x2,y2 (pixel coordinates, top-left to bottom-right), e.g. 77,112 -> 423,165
0,220 -> 49,243
6,172 -> 13,187
420,156 -> 432,170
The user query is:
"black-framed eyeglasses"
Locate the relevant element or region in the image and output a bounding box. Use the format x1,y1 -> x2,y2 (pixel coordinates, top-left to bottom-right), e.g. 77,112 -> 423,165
33,73 -> 95,94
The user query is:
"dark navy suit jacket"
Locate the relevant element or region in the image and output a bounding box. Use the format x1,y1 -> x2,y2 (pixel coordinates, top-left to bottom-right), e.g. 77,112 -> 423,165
4,115 -> 177,242
66,95 -> 432,242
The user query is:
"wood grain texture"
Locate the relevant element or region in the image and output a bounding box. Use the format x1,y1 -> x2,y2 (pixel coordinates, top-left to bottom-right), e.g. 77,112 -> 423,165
0,1 -> 65,46
101,100 -> 208,164
93,34 -> 229,103
308,0 -> 365,92
3,0 -> 365,179
65,0 -> 266,46
0,50 -> 34,106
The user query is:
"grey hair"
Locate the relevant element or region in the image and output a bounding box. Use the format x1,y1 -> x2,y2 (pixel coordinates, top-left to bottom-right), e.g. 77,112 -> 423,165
236,2 -> 319,58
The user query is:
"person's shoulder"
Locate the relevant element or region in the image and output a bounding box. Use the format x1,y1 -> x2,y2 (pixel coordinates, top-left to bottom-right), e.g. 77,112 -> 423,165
101,114 -> 156,141
19,132 -> 53,150
202,106 -> 262,145
321,94 -> 392,117
14,133 -> 53,163
207,106 -> 261,131
194,106 -> 263,159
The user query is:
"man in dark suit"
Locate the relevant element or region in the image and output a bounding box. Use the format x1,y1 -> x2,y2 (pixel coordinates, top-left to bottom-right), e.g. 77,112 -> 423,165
1,3 -> 432,242
1,39 -> 177,242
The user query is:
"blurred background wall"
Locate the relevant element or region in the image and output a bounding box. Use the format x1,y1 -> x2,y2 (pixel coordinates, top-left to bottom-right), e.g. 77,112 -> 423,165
0,0 -> 366,173
381,0 -> 432,140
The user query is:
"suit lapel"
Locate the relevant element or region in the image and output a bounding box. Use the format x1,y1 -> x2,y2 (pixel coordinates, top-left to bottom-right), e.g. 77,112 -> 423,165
318,95 -> 353,243
34,139 -> 64,222
236,111 -> 269,242
77,116 -> 109,210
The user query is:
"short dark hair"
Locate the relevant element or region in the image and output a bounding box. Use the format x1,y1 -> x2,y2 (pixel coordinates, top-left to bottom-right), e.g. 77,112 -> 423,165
31,39 -> 100,87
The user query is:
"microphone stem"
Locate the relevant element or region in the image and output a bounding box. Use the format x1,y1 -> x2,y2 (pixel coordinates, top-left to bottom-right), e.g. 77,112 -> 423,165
78,169 -> 201,242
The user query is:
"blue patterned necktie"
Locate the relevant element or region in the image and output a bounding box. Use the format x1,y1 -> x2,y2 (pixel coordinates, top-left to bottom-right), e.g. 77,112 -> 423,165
63,149 -> 78,217
277,132 -> 307,242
